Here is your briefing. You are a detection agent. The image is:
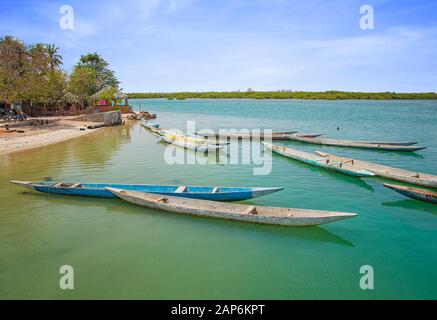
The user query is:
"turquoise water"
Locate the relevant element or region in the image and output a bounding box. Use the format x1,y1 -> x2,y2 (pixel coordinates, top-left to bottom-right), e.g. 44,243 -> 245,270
1,99 -> 436,299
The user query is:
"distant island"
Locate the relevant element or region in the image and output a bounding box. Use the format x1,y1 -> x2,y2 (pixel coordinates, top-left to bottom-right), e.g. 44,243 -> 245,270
128,91 -> 437,100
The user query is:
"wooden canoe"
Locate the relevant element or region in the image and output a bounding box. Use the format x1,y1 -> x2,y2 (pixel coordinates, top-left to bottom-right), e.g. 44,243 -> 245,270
10,180 -> 284,201
198,131 -> 298,140
287,136 -> 426,152
383,183 -> 437,204
140,119 -> 165,136
106,188 -> 357,227
263,142 -> 375,177
288,133 -> 323,139
352,141 -> 417,146
315,151 -> 437,188
163,135 -> 225,152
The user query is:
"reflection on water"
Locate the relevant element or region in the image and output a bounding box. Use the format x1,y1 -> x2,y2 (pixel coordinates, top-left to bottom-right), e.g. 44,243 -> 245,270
1,124 -> 132,182
382,199 -> 437,215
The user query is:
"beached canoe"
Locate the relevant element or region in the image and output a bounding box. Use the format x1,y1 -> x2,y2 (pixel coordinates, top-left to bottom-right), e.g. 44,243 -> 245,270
10,181 -> 284,201
287,136 -> 426,152
315,151 -> 437,188
198,131 -> 298,140
262,142 -> 374,177
106,188 -> 357,227
384,183 -> 437,204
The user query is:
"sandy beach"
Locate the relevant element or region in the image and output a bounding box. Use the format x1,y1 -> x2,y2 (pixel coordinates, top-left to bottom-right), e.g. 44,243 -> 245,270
0,114 -> 134,157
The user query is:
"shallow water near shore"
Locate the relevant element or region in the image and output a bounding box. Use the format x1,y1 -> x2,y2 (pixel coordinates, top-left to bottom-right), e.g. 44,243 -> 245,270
1,99 -> 436,299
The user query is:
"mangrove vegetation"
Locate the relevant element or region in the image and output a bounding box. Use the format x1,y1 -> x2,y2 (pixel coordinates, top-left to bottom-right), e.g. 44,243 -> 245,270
128,90 -> 437,100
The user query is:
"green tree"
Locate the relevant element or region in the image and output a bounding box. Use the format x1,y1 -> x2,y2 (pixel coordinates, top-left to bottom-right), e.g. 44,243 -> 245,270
77,52 -> 119,91
68,66 -> 96,107
45,44 -> 63,70
0,35 -> 28,102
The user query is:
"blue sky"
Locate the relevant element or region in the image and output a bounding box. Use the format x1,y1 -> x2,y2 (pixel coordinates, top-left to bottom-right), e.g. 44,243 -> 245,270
1,0 -> 437,92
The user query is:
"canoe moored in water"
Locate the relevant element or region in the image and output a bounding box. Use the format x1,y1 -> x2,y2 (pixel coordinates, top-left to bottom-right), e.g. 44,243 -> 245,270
10,181 -> 284,201
286,136 -> 426,152
163,135 -> 226,152
105,188 -> 358,227
383,183 -> 437,204
262,142 -> 375,177
315,151 -> 437,188
198,131 -> 298,140
140,119 -> 165,136
288,133 -> 323,139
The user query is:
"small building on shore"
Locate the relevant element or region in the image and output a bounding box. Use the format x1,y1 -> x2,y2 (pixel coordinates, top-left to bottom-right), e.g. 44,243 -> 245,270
90,87 -> 132,113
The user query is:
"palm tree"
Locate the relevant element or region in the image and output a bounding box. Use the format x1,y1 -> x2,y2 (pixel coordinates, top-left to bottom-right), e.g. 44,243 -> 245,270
45,44 -> 63,70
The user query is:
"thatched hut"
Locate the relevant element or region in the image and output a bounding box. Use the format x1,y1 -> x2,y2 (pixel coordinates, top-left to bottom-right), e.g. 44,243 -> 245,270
89,86 -> 131,113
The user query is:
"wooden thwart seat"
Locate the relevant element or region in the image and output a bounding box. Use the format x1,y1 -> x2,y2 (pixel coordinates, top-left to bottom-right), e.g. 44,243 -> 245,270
175,186 -> 187,193
154,196 -> 168,203
242,206 -> 257,215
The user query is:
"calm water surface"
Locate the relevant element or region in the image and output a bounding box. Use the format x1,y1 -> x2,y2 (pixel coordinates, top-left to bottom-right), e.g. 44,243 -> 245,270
1,99 -> 436,299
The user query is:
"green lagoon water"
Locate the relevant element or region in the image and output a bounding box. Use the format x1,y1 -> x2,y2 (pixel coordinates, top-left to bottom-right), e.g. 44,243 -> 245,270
1,99 -> 436,299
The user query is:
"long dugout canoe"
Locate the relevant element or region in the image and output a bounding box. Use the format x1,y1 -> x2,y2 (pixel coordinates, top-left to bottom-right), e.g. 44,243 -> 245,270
163,135 -> 224,152
383,184 -> 437,204
262,142 -> 374,177
10,181 -> 283,201
287,136 -> 425,152
106,188 -> 357,227
315,152 -> 437,188
198,131 -> 298,140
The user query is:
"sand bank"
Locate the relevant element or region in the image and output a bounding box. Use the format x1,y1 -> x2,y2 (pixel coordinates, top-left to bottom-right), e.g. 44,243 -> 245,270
0,114 -> 134,156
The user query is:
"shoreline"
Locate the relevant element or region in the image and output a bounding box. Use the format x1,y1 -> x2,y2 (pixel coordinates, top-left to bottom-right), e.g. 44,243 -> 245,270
0,114 -> 134,157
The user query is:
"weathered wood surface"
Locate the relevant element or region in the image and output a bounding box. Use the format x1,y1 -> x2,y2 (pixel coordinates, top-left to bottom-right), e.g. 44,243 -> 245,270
106,188 -> 357,227
316,151 -> 437,188
163,135 -> 224,152
384,183 -> 437,204
287,136 -> 425,152
263,142 -> 374,177
198,131 -> 298,140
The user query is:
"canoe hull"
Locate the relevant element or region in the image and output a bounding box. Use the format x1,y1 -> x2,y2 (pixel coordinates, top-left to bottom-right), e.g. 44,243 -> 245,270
10,181 -> 283,201
315,151 -> 437,188
384,184 -> 437,204
163,137 -> 224,152
263,142 -> 374,177
199,131 -> 297,140
106,188 -> 357,227
288,136 -> 426,152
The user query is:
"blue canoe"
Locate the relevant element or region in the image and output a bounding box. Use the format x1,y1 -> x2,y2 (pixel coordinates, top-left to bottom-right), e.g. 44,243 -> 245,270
10,181 -> 283,201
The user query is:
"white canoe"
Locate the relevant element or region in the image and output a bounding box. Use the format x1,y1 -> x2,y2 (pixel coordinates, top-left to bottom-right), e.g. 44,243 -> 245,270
316,151 -> 437,188
263,142 -> 374,177
163,135 -> 224,152
106,188 -> 357,227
